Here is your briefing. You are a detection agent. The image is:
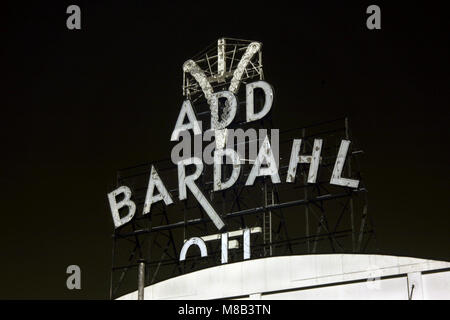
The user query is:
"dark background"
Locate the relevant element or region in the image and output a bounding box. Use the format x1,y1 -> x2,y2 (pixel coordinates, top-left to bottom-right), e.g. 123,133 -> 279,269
2,1 -> 449,299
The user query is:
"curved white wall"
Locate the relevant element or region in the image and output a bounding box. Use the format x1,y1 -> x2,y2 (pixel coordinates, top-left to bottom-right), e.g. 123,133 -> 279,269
118,254 -> 450,300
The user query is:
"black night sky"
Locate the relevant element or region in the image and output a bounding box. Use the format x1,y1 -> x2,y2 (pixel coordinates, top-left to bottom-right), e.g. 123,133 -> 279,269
2,1 -> 449,299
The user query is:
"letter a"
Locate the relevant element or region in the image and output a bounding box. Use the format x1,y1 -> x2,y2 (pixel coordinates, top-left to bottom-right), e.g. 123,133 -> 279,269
171,100 -> 202,141
366,5 -> 381,30
66,265 -> 81,290
143,165 -> 173,215
66,5 -> 81,30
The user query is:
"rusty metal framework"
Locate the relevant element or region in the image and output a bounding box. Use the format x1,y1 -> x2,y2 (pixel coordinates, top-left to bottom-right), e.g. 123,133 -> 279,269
108,39 -> 377,299
183,38 -> 263,105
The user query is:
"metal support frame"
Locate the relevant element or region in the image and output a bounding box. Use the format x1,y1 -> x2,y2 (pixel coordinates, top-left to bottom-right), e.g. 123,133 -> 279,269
109,117 -> 375,299
108,39 -> 376,299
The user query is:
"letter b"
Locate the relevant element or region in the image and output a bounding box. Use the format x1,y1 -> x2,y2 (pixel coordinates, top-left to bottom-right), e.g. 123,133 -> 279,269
107,186 -> 136,228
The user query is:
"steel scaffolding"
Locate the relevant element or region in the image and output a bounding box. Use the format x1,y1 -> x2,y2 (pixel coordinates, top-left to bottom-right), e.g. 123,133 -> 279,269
108,39 -> 376,299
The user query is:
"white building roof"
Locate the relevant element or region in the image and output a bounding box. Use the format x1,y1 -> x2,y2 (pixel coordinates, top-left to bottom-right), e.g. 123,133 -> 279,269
118,254 -> 450,300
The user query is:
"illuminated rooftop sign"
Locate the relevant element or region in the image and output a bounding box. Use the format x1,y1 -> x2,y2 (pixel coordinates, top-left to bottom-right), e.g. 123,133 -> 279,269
107,39 -> 360,264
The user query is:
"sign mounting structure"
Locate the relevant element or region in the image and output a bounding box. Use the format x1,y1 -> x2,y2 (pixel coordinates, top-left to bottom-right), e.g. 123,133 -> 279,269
108,38 -> 375,299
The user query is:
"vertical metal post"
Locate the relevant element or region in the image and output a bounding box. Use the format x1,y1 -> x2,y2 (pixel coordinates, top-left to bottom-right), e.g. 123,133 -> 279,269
263,180 -> 273,256
183,201 -> 187,242
137,260 -> 145,300
345,117 -> 356,252
259,50 -> 263,80
110,176 -> 119,300
217,38 -> 226,79
357,197 -> 368,252
263,180 -> 267,256
182,71 -> 186,96
109,235 -> 116,300
269,186 -> 273,256
302,128 -> 310,253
